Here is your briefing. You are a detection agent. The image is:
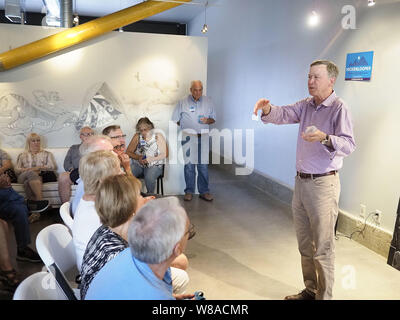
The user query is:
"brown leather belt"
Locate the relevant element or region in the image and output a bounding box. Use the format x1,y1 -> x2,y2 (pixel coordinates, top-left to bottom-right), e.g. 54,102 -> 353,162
297,170 -> 337,179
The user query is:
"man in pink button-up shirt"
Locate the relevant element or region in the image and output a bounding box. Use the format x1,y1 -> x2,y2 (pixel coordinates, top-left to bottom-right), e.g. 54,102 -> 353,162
254,60 -> 355,300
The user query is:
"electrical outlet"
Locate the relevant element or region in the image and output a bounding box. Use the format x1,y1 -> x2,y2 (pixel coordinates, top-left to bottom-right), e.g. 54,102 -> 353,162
360,204 -> 366,219
373,209 -> 382,225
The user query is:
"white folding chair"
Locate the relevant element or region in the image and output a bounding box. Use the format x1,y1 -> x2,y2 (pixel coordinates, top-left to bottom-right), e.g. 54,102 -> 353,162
59,201 -> 73,233
13,271 -> 61,300
36,223 -> 80,299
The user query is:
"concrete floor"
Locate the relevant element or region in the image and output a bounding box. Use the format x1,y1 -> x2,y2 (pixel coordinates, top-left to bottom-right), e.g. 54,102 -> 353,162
1,164 -> 400,300
183,165 -> 400,300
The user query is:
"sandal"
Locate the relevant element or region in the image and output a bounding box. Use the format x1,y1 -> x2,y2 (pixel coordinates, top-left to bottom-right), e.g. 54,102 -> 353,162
28,212 -> 41,224
0,269 -> 21,291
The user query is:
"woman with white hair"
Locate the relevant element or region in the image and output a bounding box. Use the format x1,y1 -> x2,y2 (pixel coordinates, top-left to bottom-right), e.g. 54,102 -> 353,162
15,133 -> 56,215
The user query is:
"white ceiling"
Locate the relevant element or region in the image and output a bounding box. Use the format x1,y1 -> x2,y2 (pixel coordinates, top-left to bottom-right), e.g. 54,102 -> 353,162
0,0 -> 212,23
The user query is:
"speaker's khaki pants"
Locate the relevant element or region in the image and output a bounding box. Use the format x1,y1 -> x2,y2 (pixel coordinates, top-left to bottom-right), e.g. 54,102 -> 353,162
292,173 -> 340,300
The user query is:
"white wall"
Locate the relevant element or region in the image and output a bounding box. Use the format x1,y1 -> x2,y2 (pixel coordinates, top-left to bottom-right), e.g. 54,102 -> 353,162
188,0 -> 400,232
0,24 -> 208,195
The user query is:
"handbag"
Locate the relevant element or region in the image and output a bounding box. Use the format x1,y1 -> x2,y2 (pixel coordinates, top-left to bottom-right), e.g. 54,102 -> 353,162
4,168 -> 17,183
39,170 -> 58,183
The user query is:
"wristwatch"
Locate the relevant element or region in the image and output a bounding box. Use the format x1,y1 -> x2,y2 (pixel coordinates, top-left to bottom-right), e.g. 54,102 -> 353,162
321,134 -> 329,145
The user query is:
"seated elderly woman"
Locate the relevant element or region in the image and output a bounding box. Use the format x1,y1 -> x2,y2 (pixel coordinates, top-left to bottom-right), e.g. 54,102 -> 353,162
126,117 -> 167,194
15,133 -> 56,213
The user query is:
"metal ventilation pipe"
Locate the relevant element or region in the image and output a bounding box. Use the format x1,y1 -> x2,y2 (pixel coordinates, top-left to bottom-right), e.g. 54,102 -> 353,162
5,0 -> 26,23
60,0 -> 73,28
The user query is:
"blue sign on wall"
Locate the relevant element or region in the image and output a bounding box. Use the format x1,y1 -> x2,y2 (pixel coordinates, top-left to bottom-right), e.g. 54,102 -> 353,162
345,51 -> 374,81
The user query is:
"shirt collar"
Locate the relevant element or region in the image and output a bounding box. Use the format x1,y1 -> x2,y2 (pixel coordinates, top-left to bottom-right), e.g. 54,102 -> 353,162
189,95 -> 202,103
311,90 -> 336,108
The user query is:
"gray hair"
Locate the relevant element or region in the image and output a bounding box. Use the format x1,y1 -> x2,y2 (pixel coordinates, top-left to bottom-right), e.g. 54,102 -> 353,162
79,126 -> 93,134
310,60 -> 339,79
190,80 -> 203,90
79,134 -> 112,156
128,197 -> 187,264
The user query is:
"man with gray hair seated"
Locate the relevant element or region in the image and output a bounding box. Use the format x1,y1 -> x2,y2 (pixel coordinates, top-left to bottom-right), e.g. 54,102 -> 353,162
58,126 -> 94,204
85,197 -> 195,300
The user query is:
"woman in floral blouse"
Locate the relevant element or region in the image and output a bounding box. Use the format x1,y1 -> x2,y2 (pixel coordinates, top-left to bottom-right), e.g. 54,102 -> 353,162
15,133 -> 57,204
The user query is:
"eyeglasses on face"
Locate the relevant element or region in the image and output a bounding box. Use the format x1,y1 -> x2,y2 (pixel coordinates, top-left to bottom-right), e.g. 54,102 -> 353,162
110,134 -> 127,139
113,144 -> 125,151
81,132 -> 94,137
30,139 -> 41,143
185,223 -> 196,240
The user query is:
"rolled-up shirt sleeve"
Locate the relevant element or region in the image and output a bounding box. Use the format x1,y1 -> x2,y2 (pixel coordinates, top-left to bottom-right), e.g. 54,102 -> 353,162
171,102 -> 181,124
329,106 -> 356,158
63,147 -> 74,171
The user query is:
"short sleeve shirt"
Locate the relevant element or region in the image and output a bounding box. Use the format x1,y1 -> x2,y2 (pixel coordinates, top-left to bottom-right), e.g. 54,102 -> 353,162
172,95 -> 216,134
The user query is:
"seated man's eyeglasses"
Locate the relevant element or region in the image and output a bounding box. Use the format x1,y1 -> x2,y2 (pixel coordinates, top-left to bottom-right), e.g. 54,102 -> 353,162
113,144 -> 125,151
81,132 -> 94,137
110,134 -> 127,139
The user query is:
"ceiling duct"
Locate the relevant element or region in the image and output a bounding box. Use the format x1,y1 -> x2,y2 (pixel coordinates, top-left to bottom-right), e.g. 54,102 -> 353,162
42,0 -> 61,27
42,0 -> 73,28
60,0 -> 73,28
5,0 -> 26,23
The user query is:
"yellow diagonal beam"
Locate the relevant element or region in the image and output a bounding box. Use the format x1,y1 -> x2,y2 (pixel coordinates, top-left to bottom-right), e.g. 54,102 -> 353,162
0,0 -> 191,71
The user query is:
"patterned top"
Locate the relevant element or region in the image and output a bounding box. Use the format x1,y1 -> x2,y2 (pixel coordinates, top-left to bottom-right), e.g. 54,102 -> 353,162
80,225 -> 128,300
133,133 -> 164,168
15,150 -> 57,174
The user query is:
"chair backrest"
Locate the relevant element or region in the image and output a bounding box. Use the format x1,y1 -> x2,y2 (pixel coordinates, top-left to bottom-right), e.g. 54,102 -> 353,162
59,202 -> 73,232
13,271 -> 61,300
160,164 -> 165,178
47,262 -> 78,300
36,223 -> 77,275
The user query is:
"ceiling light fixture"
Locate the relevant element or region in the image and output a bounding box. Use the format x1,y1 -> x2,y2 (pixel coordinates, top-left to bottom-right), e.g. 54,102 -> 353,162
73,14 -> 79,26
201,1 -> 208,34
368,0 -> 376,6
308,10 -> 319,27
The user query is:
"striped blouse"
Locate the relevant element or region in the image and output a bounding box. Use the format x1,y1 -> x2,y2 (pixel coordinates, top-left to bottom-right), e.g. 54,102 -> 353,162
80,225 -> 128,300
